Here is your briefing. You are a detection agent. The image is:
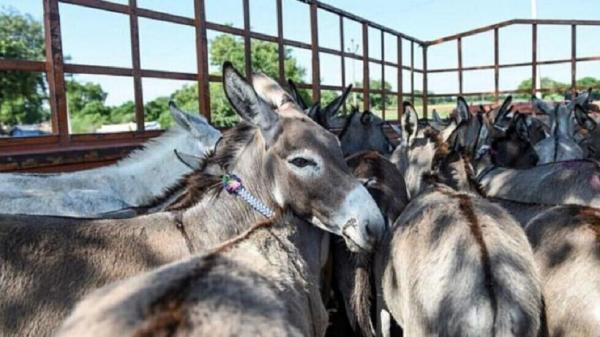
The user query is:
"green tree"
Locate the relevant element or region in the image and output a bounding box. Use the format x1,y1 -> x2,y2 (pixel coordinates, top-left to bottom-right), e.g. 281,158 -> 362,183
0,8 -> 48,127
354,80 -> 393,112
66,80 -> 112,133
143,85 -> 201,129
206,34 -> 307,126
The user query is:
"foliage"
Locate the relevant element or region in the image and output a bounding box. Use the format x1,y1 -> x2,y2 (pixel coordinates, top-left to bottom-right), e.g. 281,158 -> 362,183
66,79 -> 133,133
0,8 -> 48,127
354,80 -> 394,112
205,34 -> 307,126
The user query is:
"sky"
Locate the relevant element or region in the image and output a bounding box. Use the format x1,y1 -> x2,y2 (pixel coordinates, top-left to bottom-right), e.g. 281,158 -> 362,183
4,0 -> 600,107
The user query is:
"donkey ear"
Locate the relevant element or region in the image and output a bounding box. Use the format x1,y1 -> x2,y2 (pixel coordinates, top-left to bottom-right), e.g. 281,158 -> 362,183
494,95 -> 513,125
401,101 -> 419,145
513,113 -> 530,141
307,103 -> 321,121
169,101 -> 213,137
532,96 -> 554,115
174,149 -> 204,170
323,84 -> 353,119
287,79 -> 309,110
223,62 -> 279,136
574,104 -> 597,131
456,96 -> 471,125
568,89 -> 592,111
432,109 -> 442,123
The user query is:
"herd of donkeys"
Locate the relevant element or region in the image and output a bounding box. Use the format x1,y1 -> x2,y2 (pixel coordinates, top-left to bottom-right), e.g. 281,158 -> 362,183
0,62 -> 599,337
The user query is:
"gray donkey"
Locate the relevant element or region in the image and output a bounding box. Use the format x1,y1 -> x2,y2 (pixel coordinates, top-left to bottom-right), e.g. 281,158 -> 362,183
525,205 -> 600,337
338,106 -> 544,337
56,212 -> 332,337
531,93 -> 591,164
0,103 -> 221,218
0,63 -> 384,337
288,80 -> 397,156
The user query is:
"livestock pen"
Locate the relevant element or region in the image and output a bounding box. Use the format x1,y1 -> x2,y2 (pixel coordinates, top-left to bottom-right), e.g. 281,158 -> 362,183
1,0 -> 599,172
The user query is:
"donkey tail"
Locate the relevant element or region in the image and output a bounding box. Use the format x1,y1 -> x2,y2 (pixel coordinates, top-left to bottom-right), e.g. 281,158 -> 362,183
490,265 -> 544,337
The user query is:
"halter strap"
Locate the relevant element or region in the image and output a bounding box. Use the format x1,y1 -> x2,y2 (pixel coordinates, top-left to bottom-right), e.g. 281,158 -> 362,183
222,174 -> 275,219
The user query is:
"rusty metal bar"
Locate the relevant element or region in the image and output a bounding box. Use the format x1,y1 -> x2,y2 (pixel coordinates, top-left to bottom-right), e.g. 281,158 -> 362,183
422,45 -> 428,118
428,56 -> 600,73
44,0 -> 69,142
298,0 -> 425,45
194,0 -> 211,119
276,0 -> 284,83
532,23 -> 537,97
410,41 -> 415,104
0,59 -> 46,72
457,37 -> 463,95
362,22 -> 370,111
425,18 -> 600,46
243,0 -> 251,79
397,36 -> 403,119
310,1 -> 321,102
128,0 -> 144,132
340,14 -> 346,112
571,24 -> 577,96
61,0 -> 196,26
425,85 -> 600,98
381,30 -> 386,119
494,27 -> 499,103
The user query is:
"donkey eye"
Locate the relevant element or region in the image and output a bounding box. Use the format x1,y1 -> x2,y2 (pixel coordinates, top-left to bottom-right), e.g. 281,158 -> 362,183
289,157 -> 316,168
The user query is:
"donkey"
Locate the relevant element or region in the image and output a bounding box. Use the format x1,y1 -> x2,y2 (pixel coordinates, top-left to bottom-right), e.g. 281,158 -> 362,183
332,151 -> 409,336
0,103 -> 221,218
339,121 -> 543,337
391,98 -> 477,199
288,79 -> 352,130
573,103 -> 600,161
56,213 -> 333,337
525,205 -> 600,337
475,156 -> 600,209
0,63 -> 385,337
532,93 -> 592,164
470,98 -> 600,209
288,80 -> 397,156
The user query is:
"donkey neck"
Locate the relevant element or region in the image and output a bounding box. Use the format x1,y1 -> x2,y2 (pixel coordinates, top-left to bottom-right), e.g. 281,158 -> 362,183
102,127 -> 216,206
182,130 -> 280,245
241,213 -> 329,335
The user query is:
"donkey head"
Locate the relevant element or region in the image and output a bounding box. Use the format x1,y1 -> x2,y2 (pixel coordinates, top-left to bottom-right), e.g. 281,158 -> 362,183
169,102 -> 222,158
489,112 -> 539,168
288,79 -> 352,129
522,114 -> 549,145
392,101 -> 455,198
337,108 -> 396,156
215,63 -> 384,252
346,151 -> 409,225
574,104 -> 600,160
449,96 -> 485,155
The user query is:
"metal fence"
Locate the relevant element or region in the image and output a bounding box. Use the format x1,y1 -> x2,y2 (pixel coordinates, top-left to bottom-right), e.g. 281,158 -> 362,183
0,0 -> 424,168
425,19 -> 600,104
1,0 -> 600,171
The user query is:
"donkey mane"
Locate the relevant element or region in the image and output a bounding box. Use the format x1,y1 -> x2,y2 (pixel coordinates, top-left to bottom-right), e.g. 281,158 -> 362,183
114,127 -> 184,168
144,123 -> 258,211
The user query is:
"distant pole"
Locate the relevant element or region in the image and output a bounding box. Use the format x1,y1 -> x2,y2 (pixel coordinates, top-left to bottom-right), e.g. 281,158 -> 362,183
532,0 -> 541,98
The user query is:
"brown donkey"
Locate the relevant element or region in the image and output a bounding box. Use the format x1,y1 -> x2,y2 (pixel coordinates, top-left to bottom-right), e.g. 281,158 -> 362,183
0,63 -> 384,337
337,112 -> 544,337
525,205 -> 600,337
